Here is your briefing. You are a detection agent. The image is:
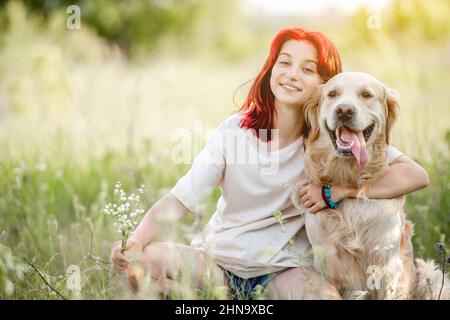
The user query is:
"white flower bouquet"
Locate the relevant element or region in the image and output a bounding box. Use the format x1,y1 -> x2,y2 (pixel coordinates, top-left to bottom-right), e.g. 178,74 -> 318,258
102,181 -> 145,254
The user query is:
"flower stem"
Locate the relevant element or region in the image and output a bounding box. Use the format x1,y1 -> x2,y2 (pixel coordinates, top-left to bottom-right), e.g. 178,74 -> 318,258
121,230 -> 129,254
438,250 -> 446,300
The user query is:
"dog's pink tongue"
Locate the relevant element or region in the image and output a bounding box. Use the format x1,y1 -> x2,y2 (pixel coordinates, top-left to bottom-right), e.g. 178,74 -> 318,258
340,128 -> 368,170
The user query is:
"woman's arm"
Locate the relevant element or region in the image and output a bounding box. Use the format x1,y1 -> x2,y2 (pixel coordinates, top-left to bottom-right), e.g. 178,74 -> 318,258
300,155 -> 430,213
345,155 -> 429,199
128,192 -> 190,246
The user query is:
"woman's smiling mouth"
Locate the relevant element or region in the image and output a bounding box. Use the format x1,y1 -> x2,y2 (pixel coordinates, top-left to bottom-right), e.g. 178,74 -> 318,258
281,83 -> 302,92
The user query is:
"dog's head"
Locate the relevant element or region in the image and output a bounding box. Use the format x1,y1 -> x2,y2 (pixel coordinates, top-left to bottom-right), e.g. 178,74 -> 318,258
305,72 -> 399,172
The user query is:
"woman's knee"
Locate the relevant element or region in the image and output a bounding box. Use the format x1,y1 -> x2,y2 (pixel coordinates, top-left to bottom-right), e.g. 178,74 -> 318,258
298,267 -> 341,300
142,242 -> 167,260
267,267 -> 307,299
267,267 -> 342,300
141,242 -> 205,281
141,242 -> 172,278
140,242 -> 225,289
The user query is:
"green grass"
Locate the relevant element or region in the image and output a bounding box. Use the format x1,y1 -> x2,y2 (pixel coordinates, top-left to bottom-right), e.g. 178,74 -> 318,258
0,3 -> 449,300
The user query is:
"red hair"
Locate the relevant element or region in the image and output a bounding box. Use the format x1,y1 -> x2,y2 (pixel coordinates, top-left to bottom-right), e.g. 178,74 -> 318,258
239,26 -> 342,140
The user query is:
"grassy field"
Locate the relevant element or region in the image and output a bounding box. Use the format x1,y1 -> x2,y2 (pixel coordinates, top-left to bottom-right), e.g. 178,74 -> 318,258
0,2 -> 449,299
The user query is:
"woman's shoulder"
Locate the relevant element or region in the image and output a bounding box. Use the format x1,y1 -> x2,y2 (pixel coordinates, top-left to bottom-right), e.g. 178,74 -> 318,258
205,112 -> 246,146
216,112 -> 244,131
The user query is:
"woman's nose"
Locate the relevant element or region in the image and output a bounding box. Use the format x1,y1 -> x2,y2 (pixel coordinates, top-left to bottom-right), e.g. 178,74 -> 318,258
287,67 -> 300,80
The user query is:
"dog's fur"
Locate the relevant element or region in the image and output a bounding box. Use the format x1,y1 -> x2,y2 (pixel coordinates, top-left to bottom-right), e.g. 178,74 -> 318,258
293,72 -> 449,299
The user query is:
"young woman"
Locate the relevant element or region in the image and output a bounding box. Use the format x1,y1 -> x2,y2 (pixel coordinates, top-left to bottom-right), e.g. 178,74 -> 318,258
110,27 -> 429,300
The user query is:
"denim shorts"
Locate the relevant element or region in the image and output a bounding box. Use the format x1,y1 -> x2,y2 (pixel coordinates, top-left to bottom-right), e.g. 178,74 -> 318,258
221,267 -> 284,300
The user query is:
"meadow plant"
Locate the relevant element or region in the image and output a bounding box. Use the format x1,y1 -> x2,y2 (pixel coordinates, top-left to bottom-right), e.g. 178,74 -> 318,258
435,239 -> 450,300
0,243 -> 29,297
102,181 -> 145,254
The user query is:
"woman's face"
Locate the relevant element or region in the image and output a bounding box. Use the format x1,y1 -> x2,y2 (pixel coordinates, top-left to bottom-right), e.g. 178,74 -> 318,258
270,39 -> 322,109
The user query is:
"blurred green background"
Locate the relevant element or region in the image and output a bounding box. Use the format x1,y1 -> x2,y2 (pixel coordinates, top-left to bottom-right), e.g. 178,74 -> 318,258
0,0 -> 449,299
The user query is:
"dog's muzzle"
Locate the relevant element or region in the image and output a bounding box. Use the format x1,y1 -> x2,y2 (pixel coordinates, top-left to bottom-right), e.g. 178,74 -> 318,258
334,103 -> 356,123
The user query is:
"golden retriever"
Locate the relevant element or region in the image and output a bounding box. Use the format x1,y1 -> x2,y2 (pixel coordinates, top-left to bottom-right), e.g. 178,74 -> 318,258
292,72 -> 449,300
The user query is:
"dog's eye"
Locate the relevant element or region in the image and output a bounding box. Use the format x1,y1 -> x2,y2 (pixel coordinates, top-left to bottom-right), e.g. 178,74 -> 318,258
361,91 -> 373,98
328,90 -> 337,98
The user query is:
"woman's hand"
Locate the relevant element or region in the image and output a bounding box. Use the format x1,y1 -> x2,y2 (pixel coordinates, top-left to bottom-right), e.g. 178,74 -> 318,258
299,184 -> 352,213
110,238 -> 144,273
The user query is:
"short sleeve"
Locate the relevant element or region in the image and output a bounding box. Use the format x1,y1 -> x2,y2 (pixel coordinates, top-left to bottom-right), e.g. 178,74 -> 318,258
387,145 -> 403,164
170,122 -> 226,214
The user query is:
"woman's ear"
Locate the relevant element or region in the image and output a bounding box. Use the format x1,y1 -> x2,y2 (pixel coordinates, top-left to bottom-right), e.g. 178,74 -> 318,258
304,85 -> 323,143
384,87 -> 400,144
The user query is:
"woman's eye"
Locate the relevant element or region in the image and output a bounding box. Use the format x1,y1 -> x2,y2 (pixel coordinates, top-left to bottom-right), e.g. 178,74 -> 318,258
361,91 -> 373,98
279,61 -> 290,65
328,90 -> 337,98
303,68 -> 314,74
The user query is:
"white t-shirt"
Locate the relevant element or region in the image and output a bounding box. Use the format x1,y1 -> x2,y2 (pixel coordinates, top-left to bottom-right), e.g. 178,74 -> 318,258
170,112 -> 403,278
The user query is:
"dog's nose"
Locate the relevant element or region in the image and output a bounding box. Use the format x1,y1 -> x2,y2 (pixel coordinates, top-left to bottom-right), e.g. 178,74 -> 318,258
335,104 -> 356,121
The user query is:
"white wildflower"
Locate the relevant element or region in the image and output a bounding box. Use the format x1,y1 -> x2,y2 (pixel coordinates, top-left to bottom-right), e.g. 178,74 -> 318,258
15,175 -> 21,189
36,160 -> 47,172
138,184 -> 146,194
14,160 -> 27,175
55,170 -> 63,179
102,181 -> 147,253
4,280 -> 14,296
16,264 -> 29,281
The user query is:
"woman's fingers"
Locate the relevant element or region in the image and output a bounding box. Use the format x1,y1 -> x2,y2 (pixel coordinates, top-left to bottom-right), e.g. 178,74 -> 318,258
111,260 -> 128,272
115,254 -> 129,266
110,240 -> 144,275
309,204 -> 322,213
301,194 -> 309,202
114,247 -> 130,261
298,187 -> 308,198
112,261 -> 127,270
110,242 -> 131,273
112,256 -> 129,273
303,200 -> 313,208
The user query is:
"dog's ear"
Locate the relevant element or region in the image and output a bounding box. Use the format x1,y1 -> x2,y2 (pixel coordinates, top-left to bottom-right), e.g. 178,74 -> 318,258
304,85 -> 323,143
384,87 -> 400,144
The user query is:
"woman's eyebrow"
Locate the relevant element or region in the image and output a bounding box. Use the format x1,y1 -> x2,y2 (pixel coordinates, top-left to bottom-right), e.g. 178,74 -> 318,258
278,53 -> 317,64
304,59 -> 318,64
279,52 -> 291,58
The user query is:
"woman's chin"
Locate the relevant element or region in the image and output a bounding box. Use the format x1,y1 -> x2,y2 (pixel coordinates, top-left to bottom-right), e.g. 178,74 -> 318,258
275,96 -> 306,108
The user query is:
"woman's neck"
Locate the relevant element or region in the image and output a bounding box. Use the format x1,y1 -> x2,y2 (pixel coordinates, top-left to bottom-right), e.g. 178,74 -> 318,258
272,102 -> 305,146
